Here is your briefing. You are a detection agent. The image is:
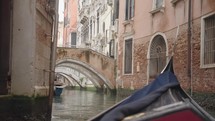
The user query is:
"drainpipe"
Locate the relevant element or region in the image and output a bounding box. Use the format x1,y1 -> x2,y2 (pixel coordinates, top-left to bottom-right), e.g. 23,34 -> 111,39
187,0 -> 192,96
48,0 -> 59,120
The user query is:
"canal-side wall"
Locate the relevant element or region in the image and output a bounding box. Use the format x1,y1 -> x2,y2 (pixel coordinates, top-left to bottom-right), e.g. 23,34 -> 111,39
11,0 -> 37,96
12,0 -> 54,96
0,96 -> 49,121
0,0 -> 57,120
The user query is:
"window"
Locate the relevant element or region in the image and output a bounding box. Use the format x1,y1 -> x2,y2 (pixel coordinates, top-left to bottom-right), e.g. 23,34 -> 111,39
149,35 -> 167,78
81,25 -> 89,44
71,32 -> 77,48
64,17 -> 69,27
90,20 -> 92,39
109,39 -> 114,58
113,0 -> 119,25
153,0 -> 164,9
93,20 -> 95,35
97,10 -> 100,33
103,22 -> 105,33
124,38 -> 133,74
201,13 -> 215,68
105,30 -> 108,44
150,0 -> 164,14
125,0 -> 134,20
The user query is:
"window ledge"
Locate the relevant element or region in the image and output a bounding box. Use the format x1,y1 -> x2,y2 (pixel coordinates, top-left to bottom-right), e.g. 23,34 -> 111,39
150,7 -> 165,15
200,64 -> 215,69
171,0 -> 181,6
123,73 -> 133,76
123,30 -> 135,37
123,19 -> 134,25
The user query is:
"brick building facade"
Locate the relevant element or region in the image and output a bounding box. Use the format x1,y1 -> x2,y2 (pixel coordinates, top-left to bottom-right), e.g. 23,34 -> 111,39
117,0 -> 215,93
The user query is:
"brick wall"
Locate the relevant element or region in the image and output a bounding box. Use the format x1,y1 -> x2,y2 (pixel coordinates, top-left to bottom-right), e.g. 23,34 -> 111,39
118,18 -> 215,93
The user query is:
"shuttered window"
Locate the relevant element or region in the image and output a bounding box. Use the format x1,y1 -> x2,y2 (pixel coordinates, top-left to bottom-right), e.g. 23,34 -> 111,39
149,35 -> 166,78
202,13 -> 215,67
124,39 -> 133,74
90,20 -> 92,39
71,32 -> 77,48
109,39 -> 114,58
125,0 -> 134,20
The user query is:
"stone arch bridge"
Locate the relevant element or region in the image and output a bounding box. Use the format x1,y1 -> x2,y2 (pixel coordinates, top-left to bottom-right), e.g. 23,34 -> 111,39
56,47 -> 116,91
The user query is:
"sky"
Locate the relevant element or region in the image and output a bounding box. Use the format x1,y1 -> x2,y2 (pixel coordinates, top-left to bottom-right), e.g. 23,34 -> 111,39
58,0 -> 64,22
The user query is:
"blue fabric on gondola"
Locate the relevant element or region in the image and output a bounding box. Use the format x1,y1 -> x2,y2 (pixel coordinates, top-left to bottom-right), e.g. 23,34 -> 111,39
100,71 -> 179,121
120,71 -> 179,106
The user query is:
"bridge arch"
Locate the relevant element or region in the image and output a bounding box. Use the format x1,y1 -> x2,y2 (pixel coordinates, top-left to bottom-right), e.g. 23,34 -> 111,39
56,58 -> 114,89
56,73 -> 76,86
56,72 -> 83,88
56,67 -> 101,88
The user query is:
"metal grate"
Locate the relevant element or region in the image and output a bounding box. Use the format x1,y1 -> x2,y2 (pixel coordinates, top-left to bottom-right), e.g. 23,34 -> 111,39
204,14 -> 215,65
124,39 -> 133,74
150,35 -> 166,77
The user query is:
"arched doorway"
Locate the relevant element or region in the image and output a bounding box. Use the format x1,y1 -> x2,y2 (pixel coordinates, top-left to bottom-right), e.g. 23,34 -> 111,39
148,34 -> 168,79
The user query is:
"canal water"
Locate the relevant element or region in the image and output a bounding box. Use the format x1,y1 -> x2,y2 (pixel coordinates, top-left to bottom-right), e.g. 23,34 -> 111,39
52,88 -> 121,121
52,88 -> 215,121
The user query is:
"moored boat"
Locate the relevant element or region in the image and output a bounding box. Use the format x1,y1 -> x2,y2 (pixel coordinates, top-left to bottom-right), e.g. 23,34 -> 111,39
54,85 -> 66,96
54,79 -> 66,96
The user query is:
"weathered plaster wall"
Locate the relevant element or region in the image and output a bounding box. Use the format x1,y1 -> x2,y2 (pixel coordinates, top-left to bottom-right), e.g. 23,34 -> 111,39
12,0 -> 37,96
11,0 -> 53,96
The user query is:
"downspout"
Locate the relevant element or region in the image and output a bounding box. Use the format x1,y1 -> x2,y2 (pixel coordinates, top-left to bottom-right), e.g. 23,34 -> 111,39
187,0 -> 192,96
48,0 -> 59,120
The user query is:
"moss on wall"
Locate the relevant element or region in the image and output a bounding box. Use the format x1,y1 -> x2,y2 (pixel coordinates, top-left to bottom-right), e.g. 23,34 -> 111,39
0,95 -> 50,121
192,92 -> 215,116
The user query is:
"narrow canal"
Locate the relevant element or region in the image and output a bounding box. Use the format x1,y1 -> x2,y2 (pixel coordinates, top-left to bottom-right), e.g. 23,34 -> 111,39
51,88 -> 215,121
52,88 -> 121,121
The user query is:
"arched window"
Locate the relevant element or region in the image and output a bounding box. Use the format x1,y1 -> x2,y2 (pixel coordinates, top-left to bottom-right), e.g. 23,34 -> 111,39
149,35 -> 167,78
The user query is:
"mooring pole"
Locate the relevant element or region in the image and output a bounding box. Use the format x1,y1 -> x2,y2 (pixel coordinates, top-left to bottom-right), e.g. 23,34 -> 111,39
48,0 -> 59,120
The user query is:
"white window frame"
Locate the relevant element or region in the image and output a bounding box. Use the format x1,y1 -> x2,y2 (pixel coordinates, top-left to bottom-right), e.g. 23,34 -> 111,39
200,12 -> 215,68
123,37 -> 134,75
150,0 -> 165,14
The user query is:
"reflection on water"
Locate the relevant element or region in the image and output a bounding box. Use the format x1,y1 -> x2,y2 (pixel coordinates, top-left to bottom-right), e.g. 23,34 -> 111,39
52,89 -> 120,121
